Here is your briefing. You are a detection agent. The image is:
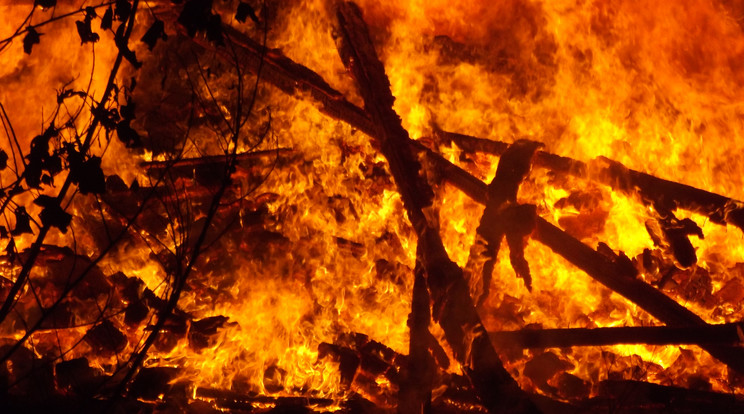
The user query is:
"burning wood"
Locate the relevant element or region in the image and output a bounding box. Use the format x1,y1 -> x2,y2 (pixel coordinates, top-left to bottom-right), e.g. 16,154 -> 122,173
4,0 -> 744,413
489,323 -> 744,349
335,2 -> 540,412
442,131 -> 744,234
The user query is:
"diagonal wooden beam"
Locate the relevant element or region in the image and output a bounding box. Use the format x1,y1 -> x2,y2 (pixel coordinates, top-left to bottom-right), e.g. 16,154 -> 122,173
441,131 -> 744,232
489,323 -> 744,349
334,3 -> 541,414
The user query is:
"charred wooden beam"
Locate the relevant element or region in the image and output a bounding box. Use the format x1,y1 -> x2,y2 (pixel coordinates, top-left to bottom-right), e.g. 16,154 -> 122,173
398,259 -> 434,414
439,131 -> 744,232
595,380 -> 744,413
465,139 -> 542,307
334,3 -> 540,414
418,143 -> 744,375
489,323 -> 744,349
438,131 -> 584,176
141,148 -> 294,174
195,387 -> 334,410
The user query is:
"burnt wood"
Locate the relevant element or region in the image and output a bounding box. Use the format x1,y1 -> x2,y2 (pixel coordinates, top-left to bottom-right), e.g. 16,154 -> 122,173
466,139 -> 542,304
419,144 -> 744,375
154,1 -> 744,405
440,131 -> 744,232
161,3 -> 744,236
489,323 -> 744,349
334,3 -> 540,414
398,260 -> 434,413
141,148 -> 294,173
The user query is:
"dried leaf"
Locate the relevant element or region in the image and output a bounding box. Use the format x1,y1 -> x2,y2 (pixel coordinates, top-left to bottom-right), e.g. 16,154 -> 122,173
179,0 -> 223,45
67,148 -> 106,195
141,19 -> 167,51
84,6 -> 97,20
75,20 -> 100,44
78,157 -> 106,195
116,121 -> 141,148
115,0 -> 131,22
12,207 -> 33,235
25,124 -> 58,188
236,2 -> 260,25
23,27 -> 41,54
34,195 -> 72,232
33,0 -> 56,8
119,102 -> 136,121
101,7 -> 113,30
178,0 -> 212,37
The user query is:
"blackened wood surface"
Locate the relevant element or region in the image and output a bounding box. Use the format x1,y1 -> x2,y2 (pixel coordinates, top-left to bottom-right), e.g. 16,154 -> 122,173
420,145 -> 744,375
335,3 -> 541,414
489,323 -> 744,349
441,131 -> 744,232
398,261 -> 433,414
466,140 -> 542,301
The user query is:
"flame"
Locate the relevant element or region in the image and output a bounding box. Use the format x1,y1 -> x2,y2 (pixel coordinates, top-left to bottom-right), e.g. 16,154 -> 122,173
2,0 -> 744,408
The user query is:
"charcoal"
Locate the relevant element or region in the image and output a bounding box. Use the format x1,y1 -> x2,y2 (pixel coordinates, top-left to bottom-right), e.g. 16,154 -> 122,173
124,299 -> 150,326
55,357 -> 103,396
523,352 -> 573,394
83,319 -> 127,355
128,366 -> 179,400
189,315 -> 229,350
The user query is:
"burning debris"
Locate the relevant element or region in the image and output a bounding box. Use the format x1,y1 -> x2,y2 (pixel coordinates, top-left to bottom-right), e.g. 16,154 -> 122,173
2,0 -> 744,413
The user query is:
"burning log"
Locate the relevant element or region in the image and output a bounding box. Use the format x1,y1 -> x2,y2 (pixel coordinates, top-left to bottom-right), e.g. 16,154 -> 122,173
141,148 -> 294,171
465,139 -> 543,306
419,143 -> 744,375
195,387 -> 334,411
334,3 -> 540,414
398,261 -> 434,413
318,341 -> 398,408
440,131 -> 744,232
594,380 -> 744,413
489,323 -> 744,349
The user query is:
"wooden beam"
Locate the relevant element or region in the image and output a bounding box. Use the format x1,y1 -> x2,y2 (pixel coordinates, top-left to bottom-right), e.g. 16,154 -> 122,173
440,131 -> 744,232
334,3 -> 540,414
419,144 -> 744,375
489,323 -> 744,349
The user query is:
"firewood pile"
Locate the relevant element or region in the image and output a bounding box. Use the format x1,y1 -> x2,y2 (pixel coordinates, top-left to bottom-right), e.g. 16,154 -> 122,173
3,1 -> 744,413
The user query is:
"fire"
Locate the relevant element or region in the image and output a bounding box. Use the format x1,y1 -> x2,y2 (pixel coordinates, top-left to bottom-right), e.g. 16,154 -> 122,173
2,0 -> 744,410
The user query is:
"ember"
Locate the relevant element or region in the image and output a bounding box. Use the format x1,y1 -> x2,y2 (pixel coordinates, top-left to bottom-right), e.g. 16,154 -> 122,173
2,0 -> 744,413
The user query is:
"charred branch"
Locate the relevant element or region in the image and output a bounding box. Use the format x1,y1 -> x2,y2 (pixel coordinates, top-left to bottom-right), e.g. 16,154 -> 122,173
593,380 -> 744,414
334,3 -> 540,414
419,143 -> 744,375
195,387 -> 334,410
465,139 -> 542,305
141,148 -> 295,176
489,323 -> 744,349
440,131 -> 744,232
